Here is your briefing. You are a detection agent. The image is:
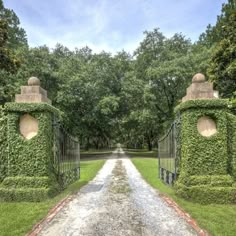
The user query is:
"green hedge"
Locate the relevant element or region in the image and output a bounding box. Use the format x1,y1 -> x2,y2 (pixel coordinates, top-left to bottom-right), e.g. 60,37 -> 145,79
0,102 -> 79,201
0,103 -> 57,201
175,182 -> 236,204
2,177 -> 50,188
5,102 -> 61,115
175,99 -> 236,204
227,112 -> 236,180
0,188 -> 52,202
0,107 -> 7,182
7,111 -> 53,177
179,106 -> 228,176
178,175 -> 233,187
175,99 -> 229,113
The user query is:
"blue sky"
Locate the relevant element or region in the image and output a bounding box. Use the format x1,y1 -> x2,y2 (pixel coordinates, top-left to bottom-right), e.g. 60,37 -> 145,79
5,0 -> 227,53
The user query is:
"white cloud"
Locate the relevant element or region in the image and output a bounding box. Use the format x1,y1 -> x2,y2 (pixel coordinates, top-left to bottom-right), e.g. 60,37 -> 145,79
5,0 -> 228,53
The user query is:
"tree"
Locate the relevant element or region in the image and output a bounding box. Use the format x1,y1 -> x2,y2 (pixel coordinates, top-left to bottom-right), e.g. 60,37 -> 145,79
207,0 -> 236,97
16,46 -> 60,102
135,30 -> 193,121
0,19 -> 19,72
0,19 -> 21,104
55,49 -> 130,149
0,0 -> 27,50
0,0 -> 28,104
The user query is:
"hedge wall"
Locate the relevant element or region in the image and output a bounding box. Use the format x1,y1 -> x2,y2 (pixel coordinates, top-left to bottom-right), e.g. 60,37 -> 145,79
227,112 -> 236,180
5,103 -> 56,177
0,107 -> 7,182
176,100 -> 229,176
174,99 -> 236,204
0,176 -> 59,202
174,99 -> 229,113
0,103 -> 66,201
0,102 -> 81,201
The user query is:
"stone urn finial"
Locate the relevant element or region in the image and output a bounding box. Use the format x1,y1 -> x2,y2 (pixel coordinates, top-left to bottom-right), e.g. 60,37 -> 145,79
15,76 -> 51,104
28,77 -> 41,86
192,73 -> 206,83
182,73 -> 219,102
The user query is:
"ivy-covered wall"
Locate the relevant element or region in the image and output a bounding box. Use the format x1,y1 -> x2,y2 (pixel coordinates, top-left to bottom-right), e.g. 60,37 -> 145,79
0,107 -> 7,182
0,102 -> 79,202
174,99 -> 236,204
227,112 -> 236,180
7,111 -> 52,177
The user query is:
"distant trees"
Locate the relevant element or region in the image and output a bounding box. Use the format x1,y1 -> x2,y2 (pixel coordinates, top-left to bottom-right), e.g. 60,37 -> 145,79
0,0 -> 27,49
0,0 -> 28,104
197,0 -> 236,98
207,0 -> 236,98
119,30 -> 207,150
0,0 -> 235,149
0,20 -> 20,72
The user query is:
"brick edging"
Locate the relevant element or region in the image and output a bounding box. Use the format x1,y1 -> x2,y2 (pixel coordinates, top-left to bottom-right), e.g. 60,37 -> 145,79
160,194 -> 210,236
27,195 -> 74,236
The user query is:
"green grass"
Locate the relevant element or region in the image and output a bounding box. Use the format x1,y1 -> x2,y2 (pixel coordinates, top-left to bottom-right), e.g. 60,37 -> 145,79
80,149 -> 114,156
0,159 -> 105,236
131,158 -> 236,236
125,149 -> 157,157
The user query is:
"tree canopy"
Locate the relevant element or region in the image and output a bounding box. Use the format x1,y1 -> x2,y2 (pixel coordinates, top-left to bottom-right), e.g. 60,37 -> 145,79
0,0 -> 235,150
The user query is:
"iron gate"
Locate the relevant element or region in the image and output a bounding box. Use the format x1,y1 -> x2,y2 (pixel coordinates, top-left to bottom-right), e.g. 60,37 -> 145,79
53,119 -> 80,187
158,116 -> 180,185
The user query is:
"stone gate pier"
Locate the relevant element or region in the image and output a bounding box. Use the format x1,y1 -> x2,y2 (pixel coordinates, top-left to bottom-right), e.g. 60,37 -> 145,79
174,73 -> 236,204
0,77 -> 80,202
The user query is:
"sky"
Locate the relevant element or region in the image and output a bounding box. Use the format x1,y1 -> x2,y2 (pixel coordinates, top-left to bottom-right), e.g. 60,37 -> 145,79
5,0 -> 227,54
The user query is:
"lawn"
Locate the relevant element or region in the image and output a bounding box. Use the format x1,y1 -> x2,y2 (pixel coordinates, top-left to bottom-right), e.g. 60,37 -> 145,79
124,149 -> 157,158
131,158 -> 236,236
0,159 -> 105,236
80,148 -> 115,157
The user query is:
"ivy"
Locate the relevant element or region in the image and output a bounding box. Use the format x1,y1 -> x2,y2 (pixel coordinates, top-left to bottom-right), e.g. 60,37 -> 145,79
5,102 -> 61,115
0,102 -> 78,202
175,99 -> 236,204
175,99 -> 229,113
0,106 -> 7,181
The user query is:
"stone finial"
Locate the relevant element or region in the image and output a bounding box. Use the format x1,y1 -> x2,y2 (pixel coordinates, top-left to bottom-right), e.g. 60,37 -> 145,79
192,73 -> 205,83
182,73 -> 219,102
15,77 -> 51,104
28,77 -> 41,86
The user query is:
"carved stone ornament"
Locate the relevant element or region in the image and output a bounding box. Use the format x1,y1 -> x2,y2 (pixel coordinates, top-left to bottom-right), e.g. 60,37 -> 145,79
20,114 -> 39,140
197,116 -> 217,137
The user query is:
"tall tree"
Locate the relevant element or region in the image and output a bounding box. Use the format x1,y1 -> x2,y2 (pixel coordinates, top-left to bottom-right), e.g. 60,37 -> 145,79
0,19 -> 19,72
0,0 -> 28,104
207,0 -> 236,97
0,0 -> 27,49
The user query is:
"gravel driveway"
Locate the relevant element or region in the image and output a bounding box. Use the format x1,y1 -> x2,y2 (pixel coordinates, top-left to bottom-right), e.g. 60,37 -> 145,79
39,150 -> 198,236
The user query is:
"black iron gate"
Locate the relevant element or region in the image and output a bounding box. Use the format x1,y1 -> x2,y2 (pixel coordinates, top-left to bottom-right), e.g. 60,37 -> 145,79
158,116 -> 180,185
53,119 -> 80,187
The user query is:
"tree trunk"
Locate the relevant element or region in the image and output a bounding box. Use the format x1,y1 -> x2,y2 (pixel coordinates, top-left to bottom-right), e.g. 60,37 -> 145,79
147,138 -> 152,151
85,137 -> 90,151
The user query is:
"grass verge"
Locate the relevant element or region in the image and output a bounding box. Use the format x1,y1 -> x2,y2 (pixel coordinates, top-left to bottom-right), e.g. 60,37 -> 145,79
131,158 -> 236,236
80,149 -> 114,158
124,149 -> 157,158
0,159 -> 105,236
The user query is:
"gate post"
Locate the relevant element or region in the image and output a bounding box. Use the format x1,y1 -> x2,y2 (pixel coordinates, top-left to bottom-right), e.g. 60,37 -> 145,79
0,77 -> 60,201
175,73 -> 236,204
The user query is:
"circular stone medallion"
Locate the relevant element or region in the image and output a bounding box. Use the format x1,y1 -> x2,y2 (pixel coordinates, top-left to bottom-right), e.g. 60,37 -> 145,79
197,116 -> 217,137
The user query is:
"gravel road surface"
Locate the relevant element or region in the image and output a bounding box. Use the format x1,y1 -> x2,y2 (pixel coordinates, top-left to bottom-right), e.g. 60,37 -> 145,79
39,150 -> 198,236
